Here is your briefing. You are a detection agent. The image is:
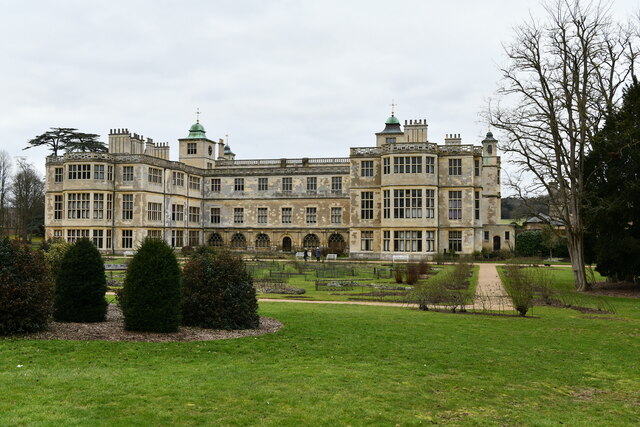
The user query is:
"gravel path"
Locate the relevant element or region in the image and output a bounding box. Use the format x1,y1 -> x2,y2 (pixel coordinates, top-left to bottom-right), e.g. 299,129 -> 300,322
469,263 -> 513,311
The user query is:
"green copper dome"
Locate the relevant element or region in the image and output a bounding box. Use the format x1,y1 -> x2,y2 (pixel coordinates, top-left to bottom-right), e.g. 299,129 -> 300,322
379,112 -> 403,135
186,122 -> 206,139
385,114 -> 400,125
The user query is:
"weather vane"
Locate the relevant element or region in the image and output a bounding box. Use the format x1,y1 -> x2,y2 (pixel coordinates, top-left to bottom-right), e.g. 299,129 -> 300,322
389,99 -> 397,116
196,107 -> 201,123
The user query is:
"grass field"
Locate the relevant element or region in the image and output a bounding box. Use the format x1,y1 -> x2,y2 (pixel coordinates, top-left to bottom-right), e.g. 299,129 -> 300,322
6,257 -> 635,425
497,265 -> 628,315
2,294 -> 639,425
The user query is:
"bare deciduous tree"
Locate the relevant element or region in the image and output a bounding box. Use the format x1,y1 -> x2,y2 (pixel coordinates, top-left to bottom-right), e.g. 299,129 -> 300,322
0,150 -> 11,237
10,159 -> 44,240
489,0 -> 637,291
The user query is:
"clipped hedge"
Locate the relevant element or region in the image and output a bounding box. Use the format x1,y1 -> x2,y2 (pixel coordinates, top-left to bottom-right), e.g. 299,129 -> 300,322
0,238 -> 53,335
54,238 -> 107,322
182,248 -> 259,330
515,231 -> 545,257
119,238 -> 181,332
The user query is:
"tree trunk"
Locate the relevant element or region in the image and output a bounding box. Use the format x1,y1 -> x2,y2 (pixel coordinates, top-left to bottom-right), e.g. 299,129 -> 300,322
567,231 -> 589,291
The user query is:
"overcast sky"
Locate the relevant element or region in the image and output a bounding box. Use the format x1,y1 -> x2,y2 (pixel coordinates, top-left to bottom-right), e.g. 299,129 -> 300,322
1,0 -> 638,190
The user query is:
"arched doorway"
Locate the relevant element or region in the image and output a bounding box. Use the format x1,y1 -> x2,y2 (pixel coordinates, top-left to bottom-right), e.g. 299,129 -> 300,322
493,235 -> 501,251
282,236 -> 292,252
255,233 -> 270,249
328,233 -> 346,252
230,233 -> 246,249
303,233 -> 320,249
208,232 -> 224,247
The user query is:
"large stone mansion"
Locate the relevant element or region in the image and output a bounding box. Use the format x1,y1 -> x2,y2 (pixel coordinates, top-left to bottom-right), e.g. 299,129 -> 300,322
44,112 -> 514,259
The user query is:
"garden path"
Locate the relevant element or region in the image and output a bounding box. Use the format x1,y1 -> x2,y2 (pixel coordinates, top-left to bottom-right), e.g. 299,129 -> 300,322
469,263 -> 513,311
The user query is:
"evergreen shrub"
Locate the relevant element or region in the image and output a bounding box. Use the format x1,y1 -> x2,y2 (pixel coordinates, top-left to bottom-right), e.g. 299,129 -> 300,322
54,238 -> 107,322
0,238 -> 53,335
182,248 -> 259,330
515,231 -> 545,257
119,238 -> 181,332
43,240 -> 72,279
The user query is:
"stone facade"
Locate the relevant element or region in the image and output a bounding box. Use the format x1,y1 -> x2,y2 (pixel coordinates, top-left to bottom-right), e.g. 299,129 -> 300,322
44,115 -> 513,259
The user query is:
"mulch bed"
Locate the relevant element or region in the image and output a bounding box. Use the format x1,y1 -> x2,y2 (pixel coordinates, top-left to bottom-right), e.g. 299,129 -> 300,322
586,281 -> 640,299
18,304 -> 283,343
534,298 -> 613,314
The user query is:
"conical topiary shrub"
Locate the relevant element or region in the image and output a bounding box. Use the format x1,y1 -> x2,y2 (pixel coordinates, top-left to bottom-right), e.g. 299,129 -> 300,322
182,248 -> 259,330
54,238 -> 107,322
119,238 -> 181,332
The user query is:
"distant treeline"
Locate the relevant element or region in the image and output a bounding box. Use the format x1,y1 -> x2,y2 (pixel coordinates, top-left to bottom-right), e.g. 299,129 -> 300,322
501,196 -> 549,220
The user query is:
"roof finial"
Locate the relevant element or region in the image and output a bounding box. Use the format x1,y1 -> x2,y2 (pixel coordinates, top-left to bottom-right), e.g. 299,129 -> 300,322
389,99 -> 397,116
196,107 -> 201,124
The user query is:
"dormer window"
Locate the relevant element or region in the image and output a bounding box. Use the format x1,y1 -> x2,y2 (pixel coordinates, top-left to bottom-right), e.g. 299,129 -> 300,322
187,143 -> 197,155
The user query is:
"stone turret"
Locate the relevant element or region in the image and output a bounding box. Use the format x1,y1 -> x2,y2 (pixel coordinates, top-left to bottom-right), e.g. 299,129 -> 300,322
376,113 -> 404,146
223,142 -> 235,160
178,117 -> 218,168
481,131 -> 501,224
482,131 -> 497,157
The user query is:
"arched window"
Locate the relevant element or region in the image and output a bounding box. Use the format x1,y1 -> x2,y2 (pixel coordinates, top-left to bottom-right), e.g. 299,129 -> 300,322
488,144 -> 493,155
230,233 -> 246,249
303,233 -> 320,248
208,232 -> 224,247
328,233 -> 346,251
255,233 -> 270,249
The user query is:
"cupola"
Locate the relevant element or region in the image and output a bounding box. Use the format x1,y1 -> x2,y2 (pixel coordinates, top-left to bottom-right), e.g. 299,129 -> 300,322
186,121 -> 206,139
482,131 -> 498,156
378,113 -> 403,134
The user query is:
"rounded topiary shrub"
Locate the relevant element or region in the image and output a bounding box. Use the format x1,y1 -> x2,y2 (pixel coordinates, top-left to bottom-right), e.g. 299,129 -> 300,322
182,248 -> 259,330
0,238 -> 53,335
54,238 -> 107,322
120,238 -> 181,332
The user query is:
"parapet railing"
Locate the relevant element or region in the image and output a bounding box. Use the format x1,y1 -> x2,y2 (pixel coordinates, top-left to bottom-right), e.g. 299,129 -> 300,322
350,143 -> 483,156
215,157 -> 350,167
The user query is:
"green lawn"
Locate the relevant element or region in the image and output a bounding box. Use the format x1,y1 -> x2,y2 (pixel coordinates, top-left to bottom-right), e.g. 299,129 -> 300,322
531,266 -> 605,291
1,300 -> 639,425
498,265 -> 640,318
